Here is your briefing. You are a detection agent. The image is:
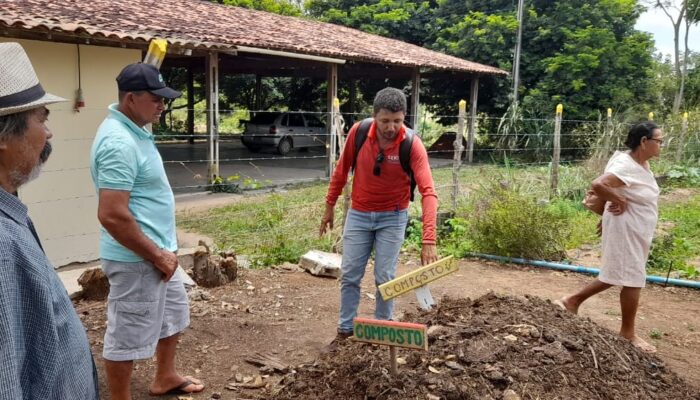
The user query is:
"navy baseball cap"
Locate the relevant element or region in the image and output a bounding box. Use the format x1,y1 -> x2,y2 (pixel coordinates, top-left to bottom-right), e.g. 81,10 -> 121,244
116,63 -> 181,99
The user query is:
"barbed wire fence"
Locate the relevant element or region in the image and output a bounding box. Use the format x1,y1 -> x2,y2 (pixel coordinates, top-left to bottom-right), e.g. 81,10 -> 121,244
163,101 -> 700,265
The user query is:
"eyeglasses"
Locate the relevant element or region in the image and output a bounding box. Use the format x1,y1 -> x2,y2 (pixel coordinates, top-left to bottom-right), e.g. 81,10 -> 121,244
373,150 -> 385,176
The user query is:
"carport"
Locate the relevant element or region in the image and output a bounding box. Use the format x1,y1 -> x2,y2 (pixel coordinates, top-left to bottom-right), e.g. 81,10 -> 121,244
2,0 -> 507,183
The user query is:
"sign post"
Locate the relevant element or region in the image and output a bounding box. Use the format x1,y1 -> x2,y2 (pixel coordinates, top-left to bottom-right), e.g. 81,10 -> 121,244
378,256 -> 457,310
353,318 -> 428,376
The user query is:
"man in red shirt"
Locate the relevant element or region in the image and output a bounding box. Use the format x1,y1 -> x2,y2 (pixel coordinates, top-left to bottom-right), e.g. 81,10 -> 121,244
320,87 -> 438,349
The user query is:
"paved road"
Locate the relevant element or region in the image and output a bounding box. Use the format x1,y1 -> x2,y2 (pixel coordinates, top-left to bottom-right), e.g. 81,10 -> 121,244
157,139 -> 452,193
158,139 -> 328,193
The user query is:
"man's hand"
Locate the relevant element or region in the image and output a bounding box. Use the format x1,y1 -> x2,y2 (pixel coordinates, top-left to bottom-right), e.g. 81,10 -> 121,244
153,249 -> 178,281
421,243 -> 438,266
319,204 -> 334,236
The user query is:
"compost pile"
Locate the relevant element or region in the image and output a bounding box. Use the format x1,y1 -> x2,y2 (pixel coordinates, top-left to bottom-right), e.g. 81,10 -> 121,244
267,293 -> 699,400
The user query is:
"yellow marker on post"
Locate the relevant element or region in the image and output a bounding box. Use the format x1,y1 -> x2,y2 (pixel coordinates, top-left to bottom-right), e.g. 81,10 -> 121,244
459,99 -> 467,112
556,104 -> 563,115
143,39 -> 168,69
683,112 -> 689,121
648,112 -> 654,121
378,256 -> 457,301
607,108 -> 612,118
333,97 -> 340,108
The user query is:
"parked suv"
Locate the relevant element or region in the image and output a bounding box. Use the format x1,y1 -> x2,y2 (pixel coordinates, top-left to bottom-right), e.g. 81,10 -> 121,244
241,112 -> 326,155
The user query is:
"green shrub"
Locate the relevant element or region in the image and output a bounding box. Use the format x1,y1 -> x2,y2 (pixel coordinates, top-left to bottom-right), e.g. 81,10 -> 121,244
470,184 -> 570,260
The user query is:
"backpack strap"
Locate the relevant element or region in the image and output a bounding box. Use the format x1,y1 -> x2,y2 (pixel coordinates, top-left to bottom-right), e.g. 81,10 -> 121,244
399,128 -> 416,201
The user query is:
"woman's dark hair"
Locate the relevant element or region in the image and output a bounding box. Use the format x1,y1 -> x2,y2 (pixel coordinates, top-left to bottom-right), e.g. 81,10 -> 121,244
625,121 -> 660,150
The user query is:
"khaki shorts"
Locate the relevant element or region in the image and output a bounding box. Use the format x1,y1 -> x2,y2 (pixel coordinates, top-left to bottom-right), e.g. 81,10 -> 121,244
102,260 -> 190,362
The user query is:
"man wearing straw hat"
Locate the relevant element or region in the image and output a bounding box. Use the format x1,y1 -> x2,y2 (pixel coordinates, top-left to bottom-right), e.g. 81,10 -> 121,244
0,42 -> 99,399
90,63 -> 203,398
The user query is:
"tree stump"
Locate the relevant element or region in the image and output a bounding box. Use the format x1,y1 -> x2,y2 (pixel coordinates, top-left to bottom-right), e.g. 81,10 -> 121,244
192,245 -> 238,287
77,268 -> 110,300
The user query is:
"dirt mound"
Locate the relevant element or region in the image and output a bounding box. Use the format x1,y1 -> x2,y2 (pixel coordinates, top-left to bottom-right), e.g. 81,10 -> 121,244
267,293 -> 699,400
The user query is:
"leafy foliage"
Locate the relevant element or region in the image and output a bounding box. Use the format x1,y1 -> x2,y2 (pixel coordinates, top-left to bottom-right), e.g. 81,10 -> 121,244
469,183 -> 570,260
216,0 -> 302,16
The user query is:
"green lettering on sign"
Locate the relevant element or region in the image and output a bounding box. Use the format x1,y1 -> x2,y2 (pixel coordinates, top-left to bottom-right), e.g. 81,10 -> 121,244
352,318 -> 428,351
378,256 -> 457,301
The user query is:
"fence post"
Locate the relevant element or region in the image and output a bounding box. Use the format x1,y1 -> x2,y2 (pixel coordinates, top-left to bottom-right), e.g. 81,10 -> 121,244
329,98 -> 340,176
676,112 -> 689,162
603,108 -> 612,154
452,100 -> 467,213
550,104 -> 563,198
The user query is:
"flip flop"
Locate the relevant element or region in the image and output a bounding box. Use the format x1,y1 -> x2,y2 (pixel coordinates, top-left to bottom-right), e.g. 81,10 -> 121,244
148,378 -> 204,396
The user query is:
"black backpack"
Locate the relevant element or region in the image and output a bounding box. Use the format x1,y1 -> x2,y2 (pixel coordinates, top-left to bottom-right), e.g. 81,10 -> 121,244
351,117 -> 417,201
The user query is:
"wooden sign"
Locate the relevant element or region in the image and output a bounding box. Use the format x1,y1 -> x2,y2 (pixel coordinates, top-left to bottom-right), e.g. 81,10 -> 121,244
353,318 -> 428,351
378,256 -> 457,301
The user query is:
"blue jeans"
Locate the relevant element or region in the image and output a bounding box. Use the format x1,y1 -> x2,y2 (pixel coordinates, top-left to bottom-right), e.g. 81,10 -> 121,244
338,208 -> 408,333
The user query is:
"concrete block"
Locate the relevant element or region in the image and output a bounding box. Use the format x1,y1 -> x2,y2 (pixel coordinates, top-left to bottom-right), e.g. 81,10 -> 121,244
299,250 -> 342,278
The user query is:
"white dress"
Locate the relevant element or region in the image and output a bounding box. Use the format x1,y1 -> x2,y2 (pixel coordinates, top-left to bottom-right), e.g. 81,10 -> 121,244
599,151 -> 659,288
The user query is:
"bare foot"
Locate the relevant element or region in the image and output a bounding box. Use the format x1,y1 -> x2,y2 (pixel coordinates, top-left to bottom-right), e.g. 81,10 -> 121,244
149,375 -> 204,396
624,335 -> 657,353
554,297 -> 579,314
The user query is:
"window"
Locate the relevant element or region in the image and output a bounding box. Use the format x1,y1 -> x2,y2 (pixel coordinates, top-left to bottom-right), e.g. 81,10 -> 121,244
305,114 -> 325,128
288,113 -> 305,127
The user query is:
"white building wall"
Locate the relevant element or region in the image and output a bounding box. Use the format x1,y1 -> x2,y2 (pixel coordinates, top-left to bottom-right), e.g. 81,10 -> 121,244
0,37 -> 141,267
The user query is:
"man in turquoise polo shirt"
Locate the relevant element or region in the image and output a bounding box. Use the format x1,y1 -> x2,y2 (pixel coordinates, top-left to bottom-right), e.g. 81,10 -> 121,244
90,63 -> 204,399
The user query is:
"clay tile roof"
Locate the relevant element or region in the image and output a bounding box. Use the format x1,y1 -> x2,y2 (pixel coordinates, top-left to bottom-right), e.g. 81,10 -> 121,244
0,0 -> 507,76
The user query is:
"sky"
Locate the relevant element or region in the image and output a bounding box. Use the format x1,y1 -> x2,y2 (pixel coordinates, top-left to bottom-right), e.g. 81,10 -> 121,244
635,1 -> 700,57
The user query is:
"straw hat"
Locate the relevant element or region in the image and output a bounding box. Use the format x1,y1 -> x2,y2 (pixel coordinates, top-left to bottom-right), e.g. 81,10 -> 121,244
0,42 -> 66,117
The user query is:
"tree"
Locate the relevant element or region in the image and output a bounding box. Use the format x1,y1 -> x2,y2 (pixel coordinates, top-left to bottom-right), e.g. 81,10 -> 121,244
215,0 -> 303,16
305,0 -> 437,45
648,0 -> 700,112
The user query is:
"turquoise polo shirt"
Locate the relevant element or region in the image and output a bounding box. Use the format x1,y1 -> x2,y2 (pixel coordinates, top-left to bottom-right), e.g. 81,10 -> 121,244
90,104 -> 177,262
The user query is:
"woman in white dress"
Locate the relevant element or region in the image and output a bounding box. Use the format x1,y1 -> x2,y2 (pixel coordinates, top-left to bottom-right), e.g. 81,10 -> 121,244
557,122 -> 664,353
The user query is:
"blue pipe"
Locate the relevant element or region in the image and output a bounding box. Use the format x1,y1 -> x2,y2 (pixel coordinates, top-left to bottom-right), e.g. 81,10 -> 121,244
469,253 -> 700,290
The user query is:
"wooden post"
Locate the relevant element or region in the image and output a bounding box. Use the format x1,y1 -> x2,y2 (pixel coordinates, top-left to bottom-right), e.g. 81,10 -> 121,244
410,69 -> 420,130
467,77 -> 479,163
329,98 -> 340,176
550,104 -> 563,197
603,108 -> 612,155
186,67 -> 195,145
452,100 -> 467,213
205,52 -> 220,183
326,64 -> 338,178
676,112 -> 689,162
254,75 -> 262,115
349,82 -> 356,122
389,346 -> 398,376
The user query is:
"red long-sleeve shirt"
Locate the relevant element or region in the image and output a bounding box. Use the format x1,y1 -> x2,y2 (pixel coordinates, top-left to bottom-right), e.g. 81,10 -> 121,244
326,120 -> 438,244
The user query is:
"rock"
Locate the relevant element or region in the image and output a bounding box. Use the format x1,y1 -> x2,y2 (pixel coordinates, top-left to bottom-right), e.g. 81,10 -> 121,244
279,262 -> 303,272
211,393 -> 222,399
427,325 -> 448,339
299,250 -> 342,278
502,389 -> 521,400
504,334 -> 518,342
445,361 -> 465,371
77,268 -> 110,300
187,288 -> 211,302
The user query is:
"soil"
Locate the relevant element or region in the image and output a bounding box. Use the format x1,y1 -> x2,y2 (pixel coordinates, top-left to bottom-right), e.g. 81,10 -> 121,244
272,294 -> 697,400
75,258 -> 700,400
